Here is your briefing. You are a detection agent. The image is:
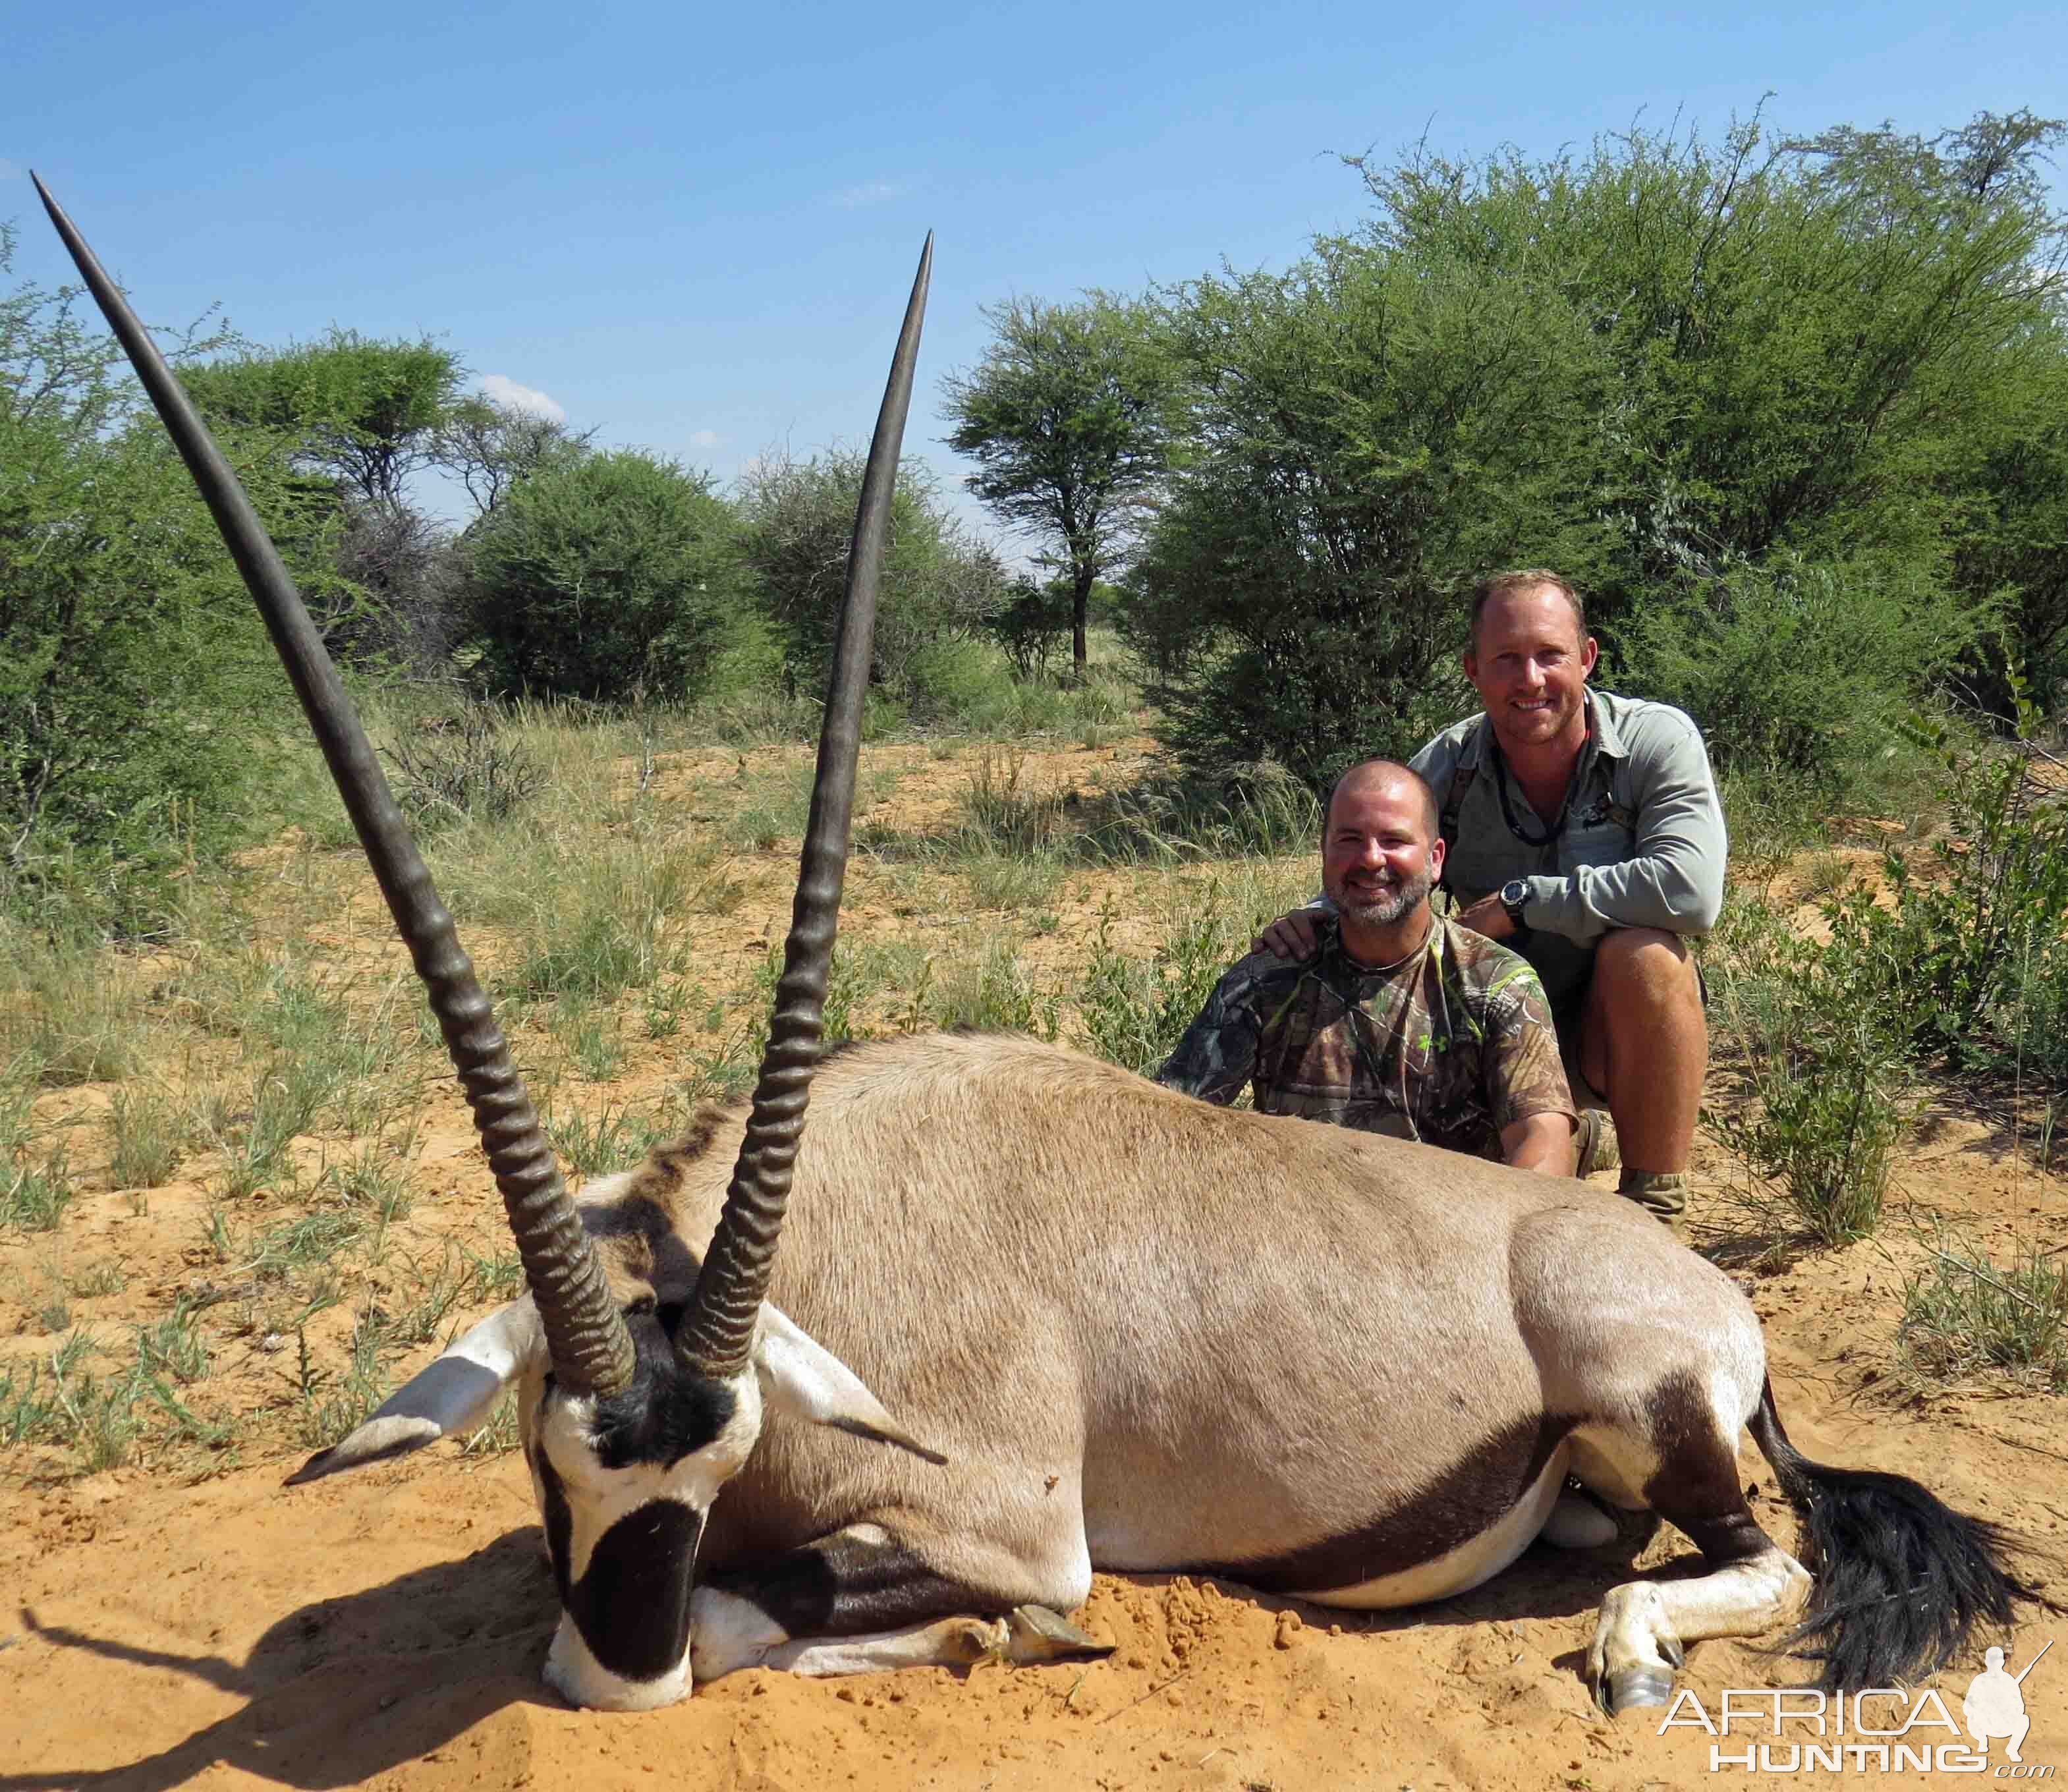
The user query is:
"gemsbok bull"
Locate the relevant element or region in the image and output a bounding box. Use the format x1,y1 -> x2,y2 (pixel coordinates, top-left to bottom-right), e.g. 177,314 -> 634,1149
39,175 -> 2042,1720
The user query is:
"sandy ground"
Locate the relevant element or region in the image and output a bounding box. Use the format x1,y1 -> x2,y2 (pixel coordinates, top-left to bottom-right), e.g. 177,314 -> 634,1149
4,742 -> 2067,1790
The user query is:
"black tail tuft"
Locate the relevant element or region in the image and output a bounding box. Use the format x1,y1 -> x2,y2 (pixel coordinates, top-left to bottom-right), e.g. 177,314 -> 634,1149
1748,1378 -> 2048,1690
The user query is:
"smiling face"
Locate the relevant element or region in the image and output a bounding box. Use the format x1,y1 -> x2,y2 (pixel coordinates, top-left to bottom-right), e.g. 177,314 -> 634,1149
1463,582 -> 1598,758
1321,767 -> 1443,951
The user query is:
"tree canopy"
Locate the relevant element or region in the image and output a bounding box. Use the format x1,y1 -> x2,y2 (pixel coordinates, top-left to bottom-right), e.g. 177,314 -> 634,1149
462,447 -> 750,702
1121,109 -> 2068,783
943,296 -> 1176,671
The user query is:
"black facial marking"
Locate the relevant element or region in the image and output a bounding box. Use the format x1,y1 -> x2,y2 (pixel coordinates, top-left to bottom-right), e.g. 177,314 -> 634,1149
577,1498 -> 705,1681
544,1306 -> 737,1472
537,1443 -> 575,1607
1209,1413 -> 1574,1593
532,1308 -> 748,1685
703,1529 -> 1006,1639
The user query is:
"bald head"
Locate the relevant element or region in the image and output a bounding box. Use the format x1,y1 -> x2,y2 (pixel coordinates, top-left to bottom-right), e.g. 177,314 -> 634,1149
1324,760 -> 1438,844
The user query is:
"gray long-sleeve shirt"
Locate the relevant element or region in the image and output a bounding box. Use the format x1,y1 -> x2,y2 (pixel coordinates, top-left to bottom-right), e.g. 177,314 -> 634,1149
1411,689 -> 1725,1007
1310,690 -> 1727,1011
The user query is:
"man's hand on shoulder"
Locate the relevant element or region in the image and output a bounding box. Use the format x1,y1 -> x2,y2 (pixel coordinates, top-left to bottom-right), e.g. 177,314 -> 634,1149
1454,892 -> 1518,942
1254,909 -> 1322,961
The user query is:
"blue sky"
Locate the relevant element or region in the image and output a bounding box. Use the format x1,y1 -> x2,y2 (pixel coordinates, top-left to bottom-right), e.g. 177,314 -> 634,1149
8,1 -> 2065,539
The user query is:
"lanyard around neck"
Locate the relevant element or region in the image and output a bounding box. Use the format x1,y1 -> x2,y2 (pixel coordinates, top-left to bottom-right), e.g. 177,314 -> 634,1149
1487,726 -> 1585,851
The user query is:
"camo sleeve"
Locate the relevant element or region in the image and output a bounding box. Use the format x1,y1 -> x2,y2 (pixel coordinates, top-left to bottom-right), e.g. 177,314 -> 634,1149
1475,961 -> 1577,1137
1152,955 -> 1273,1106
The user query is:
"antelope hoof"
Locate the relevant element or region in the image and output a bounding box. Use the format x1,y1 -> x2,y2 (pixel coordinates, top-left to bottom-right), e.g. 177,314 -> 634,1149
1600,1665 -> 1676,1715
1008,1604 -> 1112,1662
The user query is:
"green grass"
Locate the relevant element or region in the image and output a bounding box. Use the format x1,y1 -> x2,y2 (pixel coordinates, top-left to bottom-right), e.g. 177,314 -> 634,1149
501,839 -> 706,1001
926,939 -> 1061,1039
544,1099 -> 663,1179
0,936 -> 148,1088
961,847 -> 1067,911
104,1084 -> 199,1189
3,1142 -> 76,1233
1899,1233 -> 2068,1393
0,1316 -> 235,1474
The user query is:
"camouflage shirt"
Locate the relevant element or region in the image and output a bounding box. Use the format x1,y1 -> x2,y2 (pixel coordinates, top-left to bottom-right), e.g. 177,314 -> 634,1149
1152,915 -> 1575,1158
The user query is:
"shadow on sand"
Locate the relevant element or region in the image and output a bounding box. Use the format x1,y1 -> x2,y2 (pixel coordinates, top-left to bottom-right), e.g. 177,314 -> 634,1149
2,1528 -> 561,1791
1,1516 -> 1677,1788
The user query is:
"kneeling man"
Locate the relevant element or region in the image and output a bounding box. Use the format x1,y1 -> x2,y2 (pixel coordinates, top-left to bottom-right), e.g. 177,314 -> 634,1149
1156,758 -> 1577,1175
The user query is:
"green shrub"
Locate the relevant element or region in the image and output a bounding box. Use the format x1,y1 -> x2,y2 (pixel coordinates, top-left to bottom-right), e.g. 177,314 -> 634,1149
737,450 -> 1010,709
464,449 -> 752,702
1878,696 -> 2068,1080
1618,560 -> 1987,791
1707,891 -> 1914,1246
380,700 -> 545,829
1077,903 -> 1253,1075
1,235 -> 296,934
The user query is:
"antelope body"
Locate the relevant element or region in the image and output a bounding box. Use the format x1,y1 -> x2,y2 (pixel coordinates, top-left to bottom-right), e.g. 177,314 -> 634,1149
300,1028 -> 2025,1712
39,177 -> 2035,1725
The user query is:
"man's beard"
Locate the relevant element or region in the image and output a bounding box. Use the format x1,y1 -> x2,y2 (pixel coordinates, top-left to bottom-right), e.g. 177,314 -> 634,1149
1337,866 -> 1431,930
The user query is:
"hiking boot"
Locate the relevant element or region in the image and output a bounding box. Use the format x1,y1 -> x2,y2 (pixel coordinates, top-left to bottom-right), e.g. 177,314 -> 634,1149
1617,1169 -> 1689,1234
1574,1106 -> 1619,1178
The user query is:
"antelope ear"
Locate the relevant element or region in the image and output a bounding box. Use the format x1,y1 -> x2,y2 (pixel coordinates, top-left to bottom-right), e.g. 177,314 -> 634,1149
287,1300 -> 544,1485
752,1302 -> 947,1466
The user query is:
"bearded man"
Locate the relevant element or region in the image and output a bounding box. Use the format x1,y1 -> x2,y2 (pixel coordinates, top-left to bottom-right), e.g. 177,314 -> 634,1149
1256,570 -> 1725,1224
1155,758 -> 1578,1174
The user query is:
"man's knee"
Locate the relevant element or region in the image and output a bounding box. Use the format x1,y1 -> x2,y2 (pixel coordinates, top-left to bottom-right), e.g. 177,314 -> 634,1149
1580,930 -> 1704,1084
1590,928 -> 1702,1017
1593,926 -> 1692,981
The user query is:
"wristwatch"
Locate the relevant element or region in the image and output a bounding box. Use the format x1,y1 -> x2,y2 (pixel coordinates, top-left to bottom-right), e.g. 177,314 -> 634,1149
1499,878 -> 1531,932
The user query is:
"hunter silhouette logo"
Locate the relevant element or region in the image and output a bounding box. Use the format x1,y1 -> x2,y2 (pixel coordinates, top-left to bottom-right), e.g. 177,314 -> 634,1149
1660,1639 -> 2056,1774
1965,1640 -> 2050,1763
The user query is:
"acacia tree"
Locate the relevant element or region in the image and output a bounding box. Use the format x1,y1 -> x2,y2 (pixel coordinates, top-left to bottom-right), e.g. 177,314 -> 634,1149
942,295 -> 1175,673
1123,236 -> 1610,783
180,327 -> 462,509
437,394 -> 596,517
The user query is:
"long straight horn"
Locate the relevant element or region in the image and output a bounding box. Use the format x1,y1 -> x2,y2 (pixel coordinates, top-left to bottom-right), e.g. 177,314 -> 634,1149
676,235 -> 932,1379
33,175 -> 635,1399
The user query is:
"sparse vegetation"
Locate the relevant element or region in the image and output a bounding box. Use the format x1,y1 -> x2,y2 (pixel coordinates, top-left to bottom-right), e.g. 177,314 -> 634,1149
1899,1235 -> 2068,1393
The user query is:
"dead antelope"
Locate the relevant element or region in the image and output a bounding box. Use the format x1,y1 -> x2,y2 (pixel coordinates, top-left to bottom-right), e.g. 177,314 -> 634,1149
40,177 -> 2040,1720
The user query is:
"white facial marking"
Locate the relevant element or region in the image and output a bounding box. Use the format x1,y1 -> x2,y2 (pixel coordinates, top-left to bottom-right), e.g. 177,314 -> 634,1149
545,1610 -> 693,1711
538,1372 -> 762,1584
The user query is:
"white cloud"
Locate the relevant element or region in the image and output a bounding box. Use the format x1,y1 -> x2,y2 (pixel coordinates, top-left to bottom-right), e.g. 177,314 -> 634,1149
832,180 -> 904,210
688,429 -> 719,449
478,374 -> 565,422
